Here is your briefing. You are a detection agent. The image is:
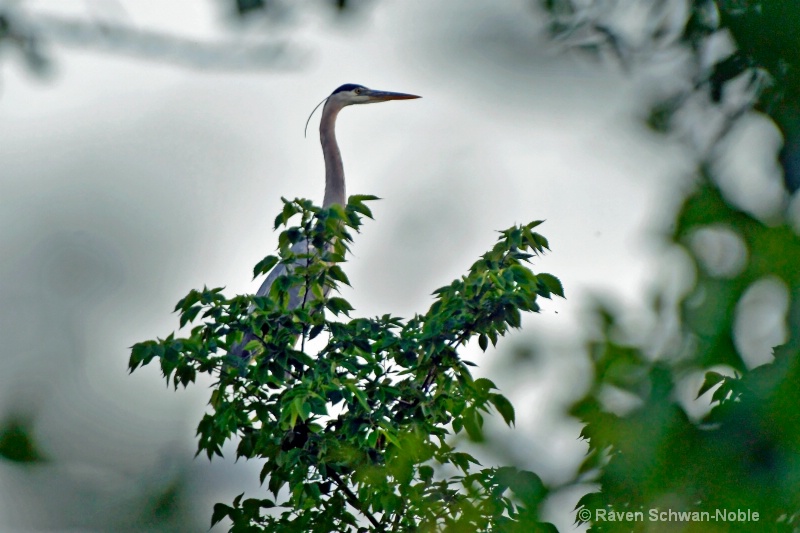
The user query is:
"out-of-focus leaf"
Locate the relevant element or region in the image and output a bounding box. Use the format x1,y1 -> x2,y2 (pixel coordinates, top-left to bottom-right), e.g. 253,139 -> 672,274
696,370 -> 726,398
0,420 -> 45,464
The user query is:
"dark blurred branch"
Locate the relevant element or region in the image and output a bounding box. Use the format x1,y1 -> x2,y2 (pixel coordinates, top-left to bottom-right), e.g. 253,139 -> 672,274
34,14 -> 296,70
0,8 -> 299,73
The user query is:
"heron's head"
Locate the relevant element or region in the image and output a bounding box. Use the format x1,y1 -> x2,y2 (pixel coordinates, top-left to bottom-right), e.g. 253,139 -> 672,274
328,84 -> 421,107
305,84 -> 420,136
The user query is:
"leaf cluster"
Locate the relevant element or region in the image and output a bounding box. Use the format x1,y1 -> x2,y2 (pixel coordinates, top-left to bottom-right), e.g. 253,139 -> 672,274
130,196 -> 562,531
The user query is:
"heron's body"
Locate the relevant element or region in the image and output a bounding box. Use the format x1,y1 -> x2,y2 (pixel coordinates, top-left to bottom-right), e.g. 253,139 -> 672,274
231,84 -> 420,359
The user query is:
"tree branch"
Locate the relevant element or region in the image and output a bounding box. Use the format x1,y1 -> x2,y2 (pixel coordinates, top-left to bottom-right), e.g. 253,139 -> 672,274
16,10 -> 297,71
329,470 -> 382,530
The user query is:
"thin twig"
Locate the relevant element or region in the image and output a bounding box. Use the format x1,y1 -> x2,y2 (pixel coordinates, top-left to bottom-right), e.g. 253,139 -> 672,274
299,217 -> 313,355
329,470 -> 382,530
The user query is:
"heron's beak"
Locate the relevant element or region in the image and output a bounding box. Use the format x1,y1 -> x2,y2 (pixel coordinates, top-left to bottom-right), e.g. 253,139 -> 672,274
364,89 -> 421,102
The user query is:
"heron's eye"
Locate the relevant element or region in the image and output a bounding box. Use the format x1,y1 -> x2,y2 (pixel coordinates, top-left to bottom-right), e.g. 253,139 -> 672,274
354,88 -> 362,94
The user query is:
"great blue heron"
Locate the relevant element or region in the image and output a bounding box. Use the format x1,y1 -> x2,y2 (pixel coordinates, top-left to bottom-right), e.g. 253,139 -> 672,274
231,84 -> 420,359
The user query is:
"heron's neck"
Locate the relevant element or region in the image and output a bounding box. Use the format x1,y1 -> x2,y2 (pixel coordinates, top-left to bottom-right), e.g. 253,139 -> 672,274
320,103 -> 346,208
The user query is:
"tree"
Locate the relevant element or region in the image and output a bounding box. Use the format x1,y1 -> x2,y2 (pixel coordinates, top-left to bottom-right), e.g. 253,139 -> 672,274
130,196 -> 564,531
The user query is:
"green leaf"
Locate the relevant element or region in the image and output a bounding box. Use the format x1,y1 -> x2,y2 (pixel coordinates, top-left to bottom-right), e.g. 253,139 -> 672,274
349,194 -> 380,203
253,255 -> 279,278
129,341 -> 157,371
490,394 -> 516,426
327,265 -> 351,286
179,305 -> 202,328
450,451 -> 481,473
211,503 -> 232,526
0,420 -> 45,463
536,273 -> 564,298
510,264 -> 536,284
463,407 -> 484,442
419,465 -> 434,483
326,297 -> 354,316
367,430 -> 379,448
348,195 -> 380,219
504,468 -> 546,506
697,370 -> 726,398
531,232 -> 550,250
346,383 -> 371,412
173,289 -> 201,313
275,199 -> 299,228
474,378 -> 497,394
293,397 -> 311,422
381,429 -> 402,449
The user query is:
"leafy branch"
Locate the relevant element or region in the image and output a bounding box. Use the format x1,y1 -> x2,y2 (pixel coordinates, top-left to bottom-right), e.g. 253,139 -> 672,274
129,195 -> 562,531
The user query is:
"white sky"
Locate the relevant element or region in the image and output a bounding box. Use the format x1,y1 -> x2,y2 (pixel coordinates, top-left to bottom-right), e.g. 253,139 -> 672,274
0,0 -> 747,531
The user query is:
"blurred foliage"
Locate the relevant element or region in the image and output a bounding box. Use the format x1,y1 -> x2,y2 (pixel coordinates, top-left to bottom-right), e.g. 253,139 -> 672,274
230,0 -> 355,16
0,0 -> 371,78
234,0 -> 268,16
131,196 -> 563,531
538,0 -> 800,530
0,2 -> 296,74
0,419 -> 45,464
0,11 -> 50,74
573,171 -> 800,530
0,0 -> 375,75
542,0 -> 800,190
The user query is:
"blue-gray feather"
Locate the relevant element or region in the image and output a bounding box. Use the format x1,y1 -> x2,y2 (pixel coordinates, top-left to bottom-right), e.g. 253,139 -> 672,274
331,83 -> 365,95
229,239 -> 323,360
